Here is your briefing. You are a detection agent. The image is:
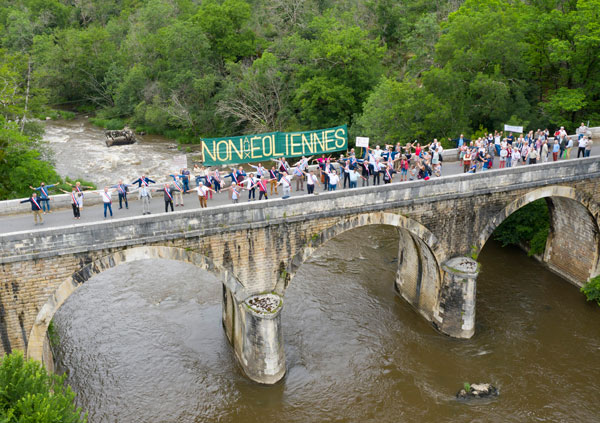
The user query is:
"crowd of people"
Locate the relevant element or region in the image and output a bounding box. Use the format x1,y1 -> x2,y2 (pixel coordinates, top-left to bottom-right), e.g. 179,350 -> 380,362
19,124 -> 594,225
453,123 -> 593,173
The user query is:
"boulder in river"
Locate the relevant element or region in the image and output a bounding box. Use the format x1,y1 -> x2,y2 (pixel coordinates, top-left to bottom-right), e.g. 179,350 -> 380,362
456,383 -> 498,399
105,128 -> 137,147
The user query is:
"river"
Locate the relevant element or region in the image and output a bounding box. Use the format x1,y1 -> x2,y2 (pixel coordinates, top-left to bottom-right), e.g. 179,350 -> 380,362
51,227 -> 600,422
43,117 -> 196,188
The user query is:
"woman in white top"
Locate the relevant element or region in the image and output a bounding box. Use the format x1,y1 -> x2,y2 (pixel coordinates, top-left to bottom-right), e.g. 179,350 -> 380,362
327,170 -> 340,191
303,170 -> 321,194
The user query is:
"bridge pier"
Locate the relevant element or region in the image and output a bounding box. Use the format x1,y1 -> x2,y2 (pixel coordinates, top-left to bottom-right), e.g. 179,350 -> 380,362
436,257 -> 479,339
222,285 -> 285,384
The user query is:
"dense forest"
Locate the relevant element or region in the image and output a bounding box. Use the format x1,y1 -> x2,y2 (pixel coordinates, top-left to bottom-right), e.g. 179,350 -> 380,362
1,0 -> 599,197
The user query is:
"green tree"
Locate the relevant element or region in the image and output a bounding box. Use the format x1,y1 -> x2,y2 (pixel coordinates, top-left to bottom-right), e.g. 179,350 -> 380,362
493,199 -> 550,257
0,351 -> 86,422
289,15 -> 386,128
193,0 -> 257,65
0,117 -> 60,200
354,77 -> 461,145
218,52 -> 291,133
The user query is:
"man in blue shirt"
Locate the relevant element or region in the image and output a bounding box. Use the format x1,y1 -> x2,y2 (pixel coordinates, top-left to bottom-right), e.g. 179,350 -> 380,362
29,181 -> 59,213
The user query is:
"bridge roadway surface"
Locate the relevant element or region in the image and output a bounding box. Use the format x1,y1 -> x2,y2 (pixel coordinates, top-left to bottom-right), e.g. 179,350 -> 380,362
0,152 -> 595,235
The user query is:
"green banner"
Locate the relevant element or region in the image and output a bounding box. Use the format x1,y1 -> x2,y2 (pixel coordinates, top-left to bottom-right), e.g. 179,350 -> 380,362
200,125 -> 348,166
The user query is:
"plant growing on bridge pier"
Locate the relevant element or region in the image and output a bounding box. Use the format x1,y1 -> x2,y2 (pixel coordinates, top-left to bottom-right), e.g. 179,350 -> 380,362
581,275 -> 600,306
0,351 -> 86,422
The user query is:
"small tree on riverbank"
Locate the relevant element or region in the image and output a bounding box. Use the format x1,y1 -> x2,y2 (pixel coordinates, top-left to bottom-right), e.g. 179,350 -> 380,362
0,351 -> 86,422
581,275 -> 600,306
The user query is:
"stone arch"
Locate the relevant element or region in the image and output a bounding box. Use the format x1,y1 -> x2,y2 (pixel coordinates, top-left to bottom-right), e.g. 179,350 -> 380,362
476,185 -> 600,285
280,212 -> 444,291
26,246 -> 247,364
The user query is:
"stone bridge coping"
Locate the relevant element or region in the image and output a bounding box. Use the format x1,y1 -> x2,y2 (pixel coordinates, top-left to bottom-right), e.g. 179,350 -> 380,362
1,156 -> 599,264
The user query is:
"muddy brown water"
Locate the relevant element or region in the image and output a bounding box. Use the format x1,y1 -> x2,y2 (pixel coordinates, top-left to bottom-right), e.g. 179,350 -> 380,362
52,227 -> 600,422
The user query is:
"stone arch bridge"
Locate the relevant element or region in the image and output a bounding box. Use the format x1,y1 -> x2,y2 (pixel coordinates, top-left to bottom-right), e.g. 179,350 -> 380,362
1,158 -> 599,384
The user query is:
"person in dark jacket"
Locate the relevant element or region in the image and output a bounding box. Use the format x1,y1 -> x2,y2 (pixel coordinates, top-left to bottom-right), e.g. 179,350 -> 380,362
154,183 -> 175,212
20,192 -> 44,225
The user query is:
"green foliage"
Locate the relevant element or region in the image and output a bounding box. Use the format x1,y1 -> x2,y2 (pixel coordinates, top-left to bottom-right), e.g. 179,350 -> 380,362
47,320 -> 59,349
581,275 -> 600,306
493,199 -> 550,256
354,77 -> 459,145
464,382 -> 471,392
0,117 -> 60,200
88,117 -> 127,130
1,0 -> 599,146
0,351 -> 86,422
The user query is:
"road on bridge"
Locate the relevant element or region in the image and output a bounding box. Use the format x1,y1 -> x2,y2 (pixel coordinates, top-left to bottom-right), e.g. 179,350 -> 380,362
0,151 -> 595,235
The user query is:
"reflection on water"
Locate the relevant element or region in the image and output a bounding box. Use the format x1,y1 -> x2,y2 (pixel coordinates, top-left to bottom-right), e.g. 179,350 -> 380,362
52,227 -> 600,422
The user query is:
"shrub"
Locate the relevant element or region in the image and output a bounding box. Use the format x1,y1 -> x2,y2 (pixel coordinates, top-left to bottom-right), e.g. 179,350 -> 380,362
0,351 -> 86,422
581,275 -> 600,306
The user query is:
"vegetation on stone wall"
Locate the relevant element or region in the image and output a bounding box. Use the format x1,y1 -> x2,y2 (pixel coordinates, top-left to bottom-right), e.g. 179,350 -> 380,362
581,275 -> 600,306
493,199 -> 550,257
0,351 -> 86,422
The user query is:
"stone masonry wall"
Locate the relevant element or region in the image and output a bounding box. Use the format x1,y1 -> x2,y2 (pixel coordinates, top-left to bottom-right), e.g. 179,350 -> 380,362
1,157 -> 600,357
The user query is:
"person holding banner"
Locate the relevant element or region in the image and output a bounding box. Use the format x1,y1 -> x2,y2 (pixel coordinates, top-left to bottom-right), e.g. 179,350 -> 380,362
30,182 -> 60,213
92,187 -> 116,218
20,192 -> 44,225
111,180 -> 131,209
59,187 -> 82,219
155,183 -> 175,212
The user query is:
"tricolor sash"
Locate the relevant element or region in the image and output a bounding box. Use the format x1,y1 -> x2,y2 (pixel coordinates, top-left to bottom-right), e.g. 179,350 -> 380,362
40,186 -> 48,198
140,177 -> 148,187
76,185 -> 84,196
386,169 -> 392,180
102,192 -> 112,203
71,192 -> 78,204
31,197 -> 41,209
258,180 -> 267,191
165,188 -> 173,201
174,181 -> 183,192
282,176 -> 290,186
117,184 -> 126,194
